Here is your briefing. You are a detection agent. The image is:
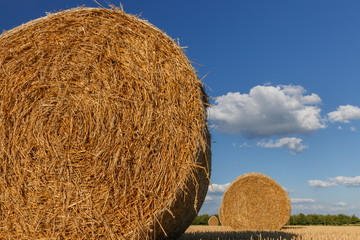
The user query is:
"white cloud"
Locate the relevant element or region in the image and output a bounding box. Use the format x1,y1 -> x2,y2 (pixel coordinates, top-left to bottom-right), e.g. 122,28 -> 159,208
336,202 -> 347,206
350,126 -> 357,131
291,198 -> 316,203
338,126 -> 342,130
328,105 -> 360,123
208,85 -> 326,138
291,201 -> 360,215
205,195 -> 214,201
292,204 -> 325,210
201,183 -> 229,215
257,137 -> 308,154
232,142 -> 253,148
208,183 -> 230,193
329,176 -> 360,187
308,180 -> 338,188
309,176 -> 360,188
239,142 -> 253,148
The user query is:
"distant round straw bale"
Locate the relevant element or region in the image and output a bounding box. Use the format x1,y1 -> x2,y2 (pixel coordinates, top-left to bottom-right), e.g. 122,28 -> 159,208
208,216 -> 219,226
0,7 -> 211,240
219,172 -> 291,231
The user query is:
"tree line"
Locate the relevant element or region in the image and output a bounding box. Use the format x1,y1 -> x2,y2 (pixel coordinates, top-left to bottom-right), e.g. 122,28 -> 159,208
192,214 -> 360,226
192,214 -> 219,225
289,213 -> 360,225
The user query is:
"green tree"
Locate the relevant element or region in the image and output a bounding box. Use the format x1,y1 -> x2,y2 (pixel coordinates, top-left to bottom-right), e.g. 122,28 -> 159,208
298,213 -> 308,225
308,214 -> 319,225
288,213 -> 359,226
336,214 -> 350,225
191,214 -> 210,225
350,214 -> 360,224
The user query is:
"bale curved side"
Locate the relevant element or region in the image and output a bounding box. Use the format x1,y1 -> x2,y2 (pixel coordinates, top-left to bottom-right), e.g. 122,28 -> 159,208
219,172 -> 291,231
151,129 -> 211,239
0,7 -> 211,240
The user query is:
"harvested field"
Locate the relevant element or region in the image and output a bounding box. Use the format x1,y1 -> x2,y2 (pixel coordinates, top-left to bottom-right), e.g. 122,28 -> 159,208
180,225 -> 360,240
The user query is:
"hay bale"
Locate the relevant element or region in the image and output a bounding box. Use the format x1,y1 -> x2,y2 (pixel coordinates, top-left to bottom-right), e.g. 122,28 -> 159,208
208,216 -> 219,226
0,7 -> 211,240
219,172 -> 291,231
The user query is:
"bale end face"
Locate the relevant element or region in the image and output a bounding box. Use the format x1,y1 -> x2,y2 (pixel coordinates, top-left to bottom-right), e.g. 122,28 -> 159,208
219,172 -> 291,231
208,216 -> 219,226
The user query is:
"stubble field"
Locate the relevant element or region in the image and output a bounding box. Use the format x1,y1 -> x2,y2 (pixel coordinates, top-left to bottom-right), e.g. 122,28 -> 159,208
179,225 -> 360,240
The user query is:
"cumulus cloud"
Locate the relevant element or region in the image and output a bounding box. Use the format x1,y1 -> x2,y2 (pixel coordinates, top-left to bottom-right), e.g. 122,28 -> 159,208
208,183 -> 230,193
336,202 -> 347,206
205,195 -> 214,201
308,180 -> 338,188
239,142 -> 253,148
328,105 -> 360,123
201,183 -> 229,214
292,204 -> 326,210
291,198 -> 316,203
208,85 -> 326,138
308,176 -> 360,188
257,137 -> 308,154
292,202 -> 360,215
329,176 -> 360,187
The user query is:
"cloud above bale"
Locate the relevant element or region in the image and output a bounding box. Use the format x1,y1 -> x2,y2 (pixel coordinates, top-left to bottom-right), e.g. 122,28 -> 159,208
208,85 -> 326,138
257,137 -> 308,154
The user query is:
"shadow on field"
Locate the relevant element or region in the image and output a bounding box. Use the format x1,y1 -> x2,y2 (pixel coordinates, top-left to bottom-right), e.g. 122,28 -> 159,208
282,226 -> 305,230
179,231 -> 298,240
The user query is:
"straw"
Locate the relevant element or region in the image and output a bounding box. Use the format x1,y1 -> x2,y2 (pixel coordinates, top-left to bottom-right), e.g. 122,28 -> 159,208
219,173 -> 291,231
208,216 -> 219,226
0,7 -> 211,239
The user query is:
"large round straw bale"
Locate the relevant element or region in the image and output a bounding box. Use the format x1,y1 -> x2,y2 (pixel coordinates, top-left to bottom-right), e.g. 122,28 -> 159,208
0,7 -> 211,240
208,216 -> 219,226
219,172 -> 291,231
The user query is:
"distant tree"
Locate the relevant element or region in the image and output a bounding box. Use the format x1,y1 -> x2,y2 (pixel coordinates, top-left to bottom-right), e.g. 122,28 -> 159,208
288,213 -> 359,226
308,214 -> 319,225
196,213 -> 360,226
298,213 -> 308,225
192,214 -> 210,225
350,214 -> 360,224
324,214 -> 334,225
336,214 -> 350,225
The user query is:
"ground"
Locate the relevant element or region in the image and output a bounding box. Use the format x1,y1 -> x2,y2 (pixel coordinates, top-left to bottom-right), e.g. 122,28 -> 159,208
179,225 -> 360,240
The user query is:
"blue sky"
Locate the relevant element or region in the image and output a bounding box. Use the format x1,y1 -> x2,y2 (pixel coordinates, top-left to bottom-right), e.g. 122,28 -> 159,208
2,0 -> 360,217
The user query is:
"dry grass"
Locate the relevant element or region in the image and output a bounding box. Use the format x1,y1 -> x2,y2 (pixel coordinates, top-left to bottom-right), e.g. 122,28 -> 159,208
0,7 -> 211,240
219,173 -> 291,231
208,216 -> 219,226
181,225 -> 360,240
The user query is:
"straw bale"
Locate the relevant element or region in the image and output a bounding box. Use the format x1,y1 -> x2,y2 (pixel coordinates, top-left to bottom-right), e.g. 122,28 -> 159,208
219,172 -> 291,231
208,216 -> 219,226
0,7 -> 211,240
